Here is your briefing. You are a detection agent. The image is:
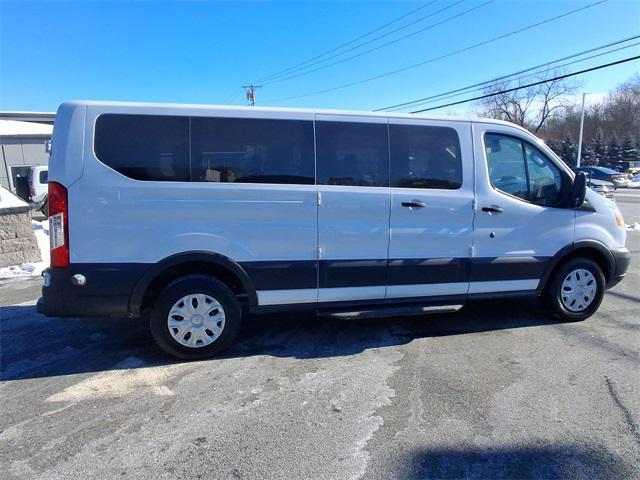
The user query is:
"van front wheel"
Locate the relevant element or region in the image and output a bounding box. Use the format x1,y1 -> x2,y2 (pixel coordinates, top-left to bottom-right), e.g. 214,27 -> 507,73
149,275 -> 242,359
543,257 -> 605,322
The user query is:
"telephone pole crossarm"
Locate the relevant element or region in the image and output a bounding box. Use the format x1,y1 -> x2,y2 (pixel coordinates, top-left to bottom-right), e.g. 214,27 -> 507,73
242,84 -> 262,106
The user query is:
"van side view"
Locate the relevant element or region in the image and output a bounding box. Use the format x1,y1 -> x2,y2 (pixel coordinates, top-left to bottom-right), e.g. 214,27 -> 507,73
37,101 -> 630,359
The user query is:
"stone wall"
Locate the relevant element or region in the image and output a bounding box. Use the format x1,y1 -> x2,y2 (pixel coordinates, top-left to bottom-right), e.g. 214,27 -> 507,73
0,206 -> 41,268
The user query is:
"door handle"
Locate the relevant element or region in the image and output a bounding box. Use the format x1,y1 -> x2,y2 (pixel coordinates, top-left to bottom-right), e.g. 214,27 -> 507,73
401,200 -> 426,208
482,205 -> 504,213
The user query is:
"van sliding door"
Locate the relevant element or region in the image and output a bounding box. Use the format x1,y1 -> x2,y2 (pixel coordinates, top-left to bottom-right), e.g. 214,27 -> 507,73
315,115 -> 391,303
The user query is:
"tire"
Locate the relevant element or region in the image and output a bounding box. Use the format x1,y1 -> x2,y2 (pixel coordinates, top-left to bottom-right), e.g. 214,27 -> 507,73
543,257 -> 605,322
149,275 -> 242,360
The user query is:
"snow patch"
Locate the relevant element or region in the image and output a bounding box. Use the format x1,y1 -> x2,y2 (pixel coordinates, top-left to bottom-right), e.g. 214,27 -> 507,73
0,186 -> 28,208
45,357 -> 199,402
626,222 -> 640,232
0,219 -> 50,279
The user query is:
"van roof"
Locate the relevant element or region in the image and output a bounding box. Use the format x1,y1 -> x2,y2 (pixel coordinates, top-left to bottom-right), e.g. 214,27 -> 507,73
59,100 -> 527,131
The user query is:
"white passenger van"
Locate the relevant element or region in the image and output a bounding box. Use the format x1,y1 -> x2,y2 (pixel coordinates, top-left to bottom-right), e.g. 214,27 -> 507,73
37,101 -> 630,359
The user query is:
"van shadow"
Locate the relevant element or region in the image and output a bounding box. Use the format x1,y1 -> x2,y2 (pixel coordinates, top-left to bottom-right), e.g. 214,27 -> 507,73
401,444 -> 634,479
1,297 -> 561,381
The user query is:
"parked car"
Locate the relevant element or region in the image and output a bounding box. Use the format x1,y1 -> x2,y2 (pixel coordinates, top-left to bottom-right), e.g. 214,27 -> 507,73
37,101 -> 630,359
573,166 -> 629,189
28,165 -> 48,203
627,174 -> 640,189
587,178 -> 615,200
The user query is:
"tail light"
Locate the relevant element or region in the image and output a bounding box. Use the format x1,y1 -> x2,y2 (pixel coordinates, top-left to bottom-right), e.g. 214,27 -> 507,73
48,182 -> 69,268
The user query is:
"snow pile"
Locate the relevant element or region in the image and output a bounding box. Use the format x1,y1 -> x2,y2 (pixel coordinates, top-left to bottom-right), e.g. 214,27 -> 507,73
0,186 -> 28,209
626,222 -> 640,232
0,219 -> 50,279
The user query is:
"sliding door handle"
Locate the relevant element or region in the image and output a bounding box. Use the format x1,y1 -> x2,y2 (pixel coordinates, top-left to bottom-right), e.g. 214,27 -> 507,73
482,205 -> 504,214
401,200 -> 426,208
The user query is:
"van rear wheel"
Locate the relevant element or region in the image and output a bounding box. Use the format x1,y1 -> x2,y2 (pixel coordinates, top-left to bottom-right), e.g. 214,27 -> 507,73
149,275 -> 242,359
543,257 -> 605,322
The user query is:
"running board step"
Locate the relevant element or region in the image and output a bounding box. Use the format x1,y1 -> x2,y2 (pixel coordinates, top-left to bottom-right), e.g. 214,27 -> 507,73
317,303 -> 464,319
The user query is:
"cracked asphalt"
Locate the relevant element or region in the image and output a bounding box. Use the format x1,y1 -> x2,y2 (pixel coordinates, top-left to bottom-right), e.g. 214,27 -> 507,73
1,192 -> 639,480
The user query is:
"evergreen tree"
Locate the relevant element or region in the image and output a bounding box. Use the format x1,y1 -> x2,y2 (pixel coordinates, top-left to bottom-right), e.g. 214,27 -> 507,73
560,135 -> 577,167
621,134 -> 639,162
591,128 -> 607,167
607,134 -> 622,169
582,144 -> 597,166
545,138 -> 560,155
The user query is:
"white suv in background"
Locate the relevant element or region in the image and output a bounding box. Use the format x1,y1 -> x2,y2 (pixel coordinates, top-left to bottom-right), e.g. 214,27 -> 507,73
28,165 -> 48,203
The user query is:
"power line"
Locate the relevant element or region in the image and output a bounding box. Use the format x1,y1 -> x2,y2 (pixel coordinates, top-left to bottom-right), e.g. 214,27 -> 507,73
221,87 -> 243,105
408,41 -> 640,109
400,41 -> 640,111
408,55 -> 640,113
376,34 -> 640,111
263,0 -> 491,86
255,1 -> 439,84
264,0 -> 608,104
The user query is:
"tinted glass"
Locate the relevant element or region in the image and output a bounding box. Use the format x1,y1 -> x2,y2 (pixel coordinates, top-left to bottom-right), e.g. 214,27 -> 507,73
316,121 -> 389,187
94,114 -> 189,181
191,117 -> 314,184
390,124 -> 462,189
485,134 -> 529,200
524,143 -> 562,206
39,171 -> 48,183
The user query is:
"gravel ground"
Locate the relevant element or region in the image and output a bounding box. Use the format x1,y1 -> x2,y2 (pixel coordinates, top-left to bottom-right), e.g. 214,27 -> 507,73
1,191 -> 638,480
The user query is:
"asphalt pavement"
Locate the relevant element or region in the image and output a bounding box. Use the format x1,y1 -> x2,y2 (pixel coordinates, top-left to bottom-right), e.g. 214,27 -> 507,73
1,191 -> 639,480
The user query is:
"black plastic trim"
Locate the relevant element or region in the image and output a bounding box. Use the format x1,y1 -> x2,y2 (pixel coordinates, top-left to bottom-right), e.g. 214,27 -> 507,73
608,247 -> 631,288
252,289 -> 538,314
38,264 -> 148,318
320,259 -> 387,288
129,251 -> 258,315
241,260 -> 316,290
387,258 -> 467,285
470,256 -> 549,281
537,240 -> 618,292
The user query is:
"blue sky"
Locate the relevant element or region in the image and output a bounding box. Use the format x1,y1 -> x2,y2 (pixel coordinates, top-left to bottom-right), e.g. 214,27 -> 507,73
1,0 -> 639,114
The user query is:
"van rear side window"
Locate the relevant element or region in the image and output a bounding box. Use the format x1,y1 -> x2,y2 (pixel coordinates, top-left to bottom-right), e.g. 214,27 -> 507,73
316,121 -> 389,187
190,117 -> 314,184
94,114 -> 190,181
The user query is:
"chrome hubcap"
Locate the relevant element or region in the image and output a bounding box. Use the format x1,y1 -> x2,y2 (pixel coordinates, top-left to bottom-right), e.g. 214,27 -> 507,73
561,268 -> 597,312
167,294 -> 225,348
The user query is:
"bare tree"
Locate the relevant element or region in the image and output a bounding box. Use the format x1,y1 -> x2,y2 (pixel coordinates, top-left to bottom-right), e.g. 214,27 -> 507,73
477,71 -> 581,133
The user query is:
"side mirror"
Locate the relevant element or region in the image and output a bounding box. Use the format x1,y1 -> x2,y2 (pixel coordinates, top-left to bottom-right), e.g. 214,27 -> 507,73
570,172 -> 587,208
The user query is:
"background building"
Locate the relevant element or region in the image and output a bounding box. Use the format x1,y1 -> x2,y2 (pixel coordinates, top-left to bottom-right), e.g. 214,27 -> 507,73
0,112 -> 55,199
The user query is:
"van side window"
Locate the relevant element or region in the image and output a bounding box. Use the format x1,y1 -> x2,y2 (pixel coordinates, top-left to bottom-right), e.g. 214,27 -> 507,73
39,171 -> 48,183
190,117 -> 314,184
485,133 -> 563,206
94,114 -> 190,181
316,121 -> 389,187
390,124 -> 462,189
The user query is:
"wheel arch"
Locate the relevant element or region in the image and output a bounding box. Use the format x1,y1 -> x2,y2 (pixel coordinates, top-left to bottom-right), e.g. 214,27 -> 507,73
538,240 -> 615,293
128,251 -> 258,316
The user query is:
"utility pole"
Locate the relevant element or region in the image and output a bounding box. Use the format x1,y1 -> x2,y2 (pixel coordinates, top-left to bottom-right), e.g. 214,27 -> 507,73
242,83 -> 262,106
576,92 -> 587,168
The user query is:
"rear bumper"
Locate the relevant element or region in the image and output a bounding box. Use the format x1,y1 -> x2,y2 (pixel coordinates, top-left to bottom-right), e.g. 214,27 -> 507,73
606,247 -> 631,288
36,264 -> 148,317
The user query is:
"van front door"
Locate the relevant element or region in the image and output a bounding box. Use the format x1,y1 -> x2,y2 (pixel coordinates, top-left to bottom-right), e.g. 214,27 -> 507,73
471,124 -> 575,294
315,115 -> 391,303
386,120 -> 474,299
